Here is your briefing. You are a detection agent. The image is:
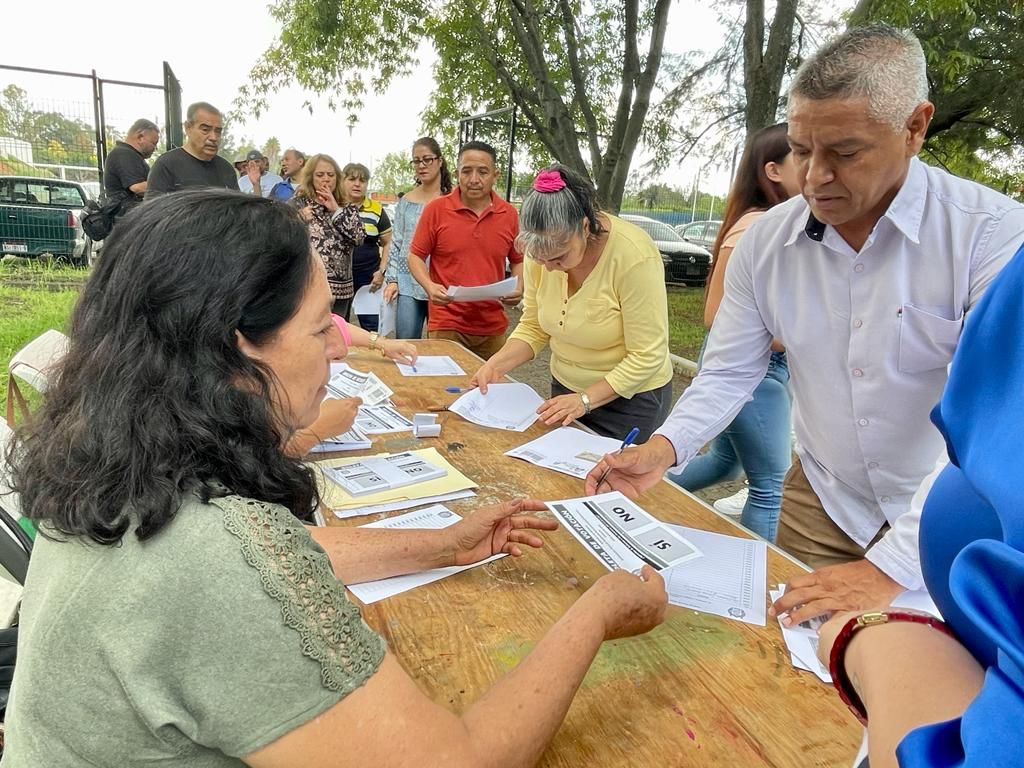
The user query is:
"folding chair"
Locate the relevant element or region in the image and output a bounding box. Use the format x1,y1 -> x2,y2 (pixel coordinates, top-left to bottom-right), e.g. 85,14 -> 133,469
6,329 -> 69,427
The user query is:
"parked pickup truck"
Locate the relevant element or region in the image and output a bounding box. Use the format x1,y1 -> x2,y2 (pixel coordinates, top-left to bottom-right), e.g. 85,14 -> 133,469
0,176 -> 94,266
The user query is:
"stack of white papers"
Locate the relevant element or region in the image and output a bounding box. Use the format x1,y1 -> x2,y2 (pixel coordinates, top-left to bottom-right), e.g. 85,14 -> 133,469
770,585 -> 832,682
546,492 -> 702,572
395,356 -> 466,377
326,364 -> 393,406
446,276 -> 519,302
310,448 -> 478,518
506,427 -> 624,479
325,452 -> 447,497
355,403 -> 414,434
346,505 -> 504,604
309,424 -> 372,453
663,525 -> 767,626
449,382 -> 544,432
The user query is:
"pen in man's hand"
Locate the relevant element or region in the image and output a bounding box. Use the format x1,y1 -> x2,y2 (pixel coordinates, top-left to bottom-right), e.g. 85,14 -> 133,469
595,426 -> 641,491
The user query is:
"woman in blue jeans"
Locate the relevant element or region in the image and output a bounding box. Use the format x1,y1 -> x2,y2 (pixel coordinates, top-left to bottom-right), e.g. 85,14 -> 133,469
669,123 -> 801,541
383,137 -> 452,339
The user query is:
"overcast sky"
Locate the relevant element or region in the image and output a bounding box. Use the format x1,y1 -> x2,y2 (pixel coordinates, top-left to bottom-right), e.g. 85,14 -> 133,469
1,0 -> 820,195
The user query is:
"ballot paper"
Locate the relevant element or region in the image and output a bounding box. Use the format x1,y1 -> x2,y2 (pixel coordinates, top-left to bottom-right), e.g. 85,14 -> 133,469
333,490 -> 476,520
663,525 -> 768,626
769,585 -> 832,683
312,448 -> 478,517
355,403 -> 414,434
308,424 -> 373,453
326,364 -> 393,406
446,276 -> 519,302
395,356 -> 466,377
546,492 -> 702,572
506,427 -> 624,479
352,285 -> 382,316
378,297 -> 397,337
325,452 -> 447,497
449,382 -> 543,432
346,505 -> 504,604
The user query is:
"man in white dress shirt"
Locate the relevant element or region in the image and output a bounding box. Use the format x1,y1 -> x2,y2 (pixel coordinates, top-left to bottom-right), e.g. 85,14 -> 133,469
586,24 -> 1024,626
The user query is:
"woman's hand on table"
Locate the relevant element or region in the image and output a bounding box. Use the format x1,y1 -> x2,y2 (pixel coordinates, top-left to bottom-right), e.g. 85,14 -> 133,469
447,498 -> 558,566
469,359 -> 505,394
584,566 -> 668,640
383,282 -> 399,303
381,338 -> 417,365
537,393 -> 586,427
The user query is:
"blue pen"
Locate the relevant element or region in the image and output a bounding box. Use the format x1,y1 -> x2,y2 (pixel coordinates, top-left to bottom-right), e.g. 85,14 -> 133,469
595,426 -> 640,490
445,386 -> 467,393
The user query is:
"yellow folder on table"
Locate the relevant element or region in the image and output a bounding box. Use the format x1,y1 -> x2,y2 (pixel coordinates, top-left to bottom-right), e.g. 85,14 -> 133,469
309,447 -> 478,513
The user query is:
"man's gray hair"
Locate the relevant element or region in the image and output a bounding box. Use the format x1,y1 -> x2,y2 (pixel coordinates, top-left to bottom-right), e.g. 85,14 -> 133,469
128,118 -> 159,137
185,101 -> 222,123
788,24 -> 929,131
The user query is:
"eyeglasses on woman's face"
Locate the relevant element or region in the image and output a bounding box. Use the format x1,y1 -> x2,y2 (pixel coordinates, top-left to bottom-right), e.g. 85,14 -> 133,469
409,156 -> 439,168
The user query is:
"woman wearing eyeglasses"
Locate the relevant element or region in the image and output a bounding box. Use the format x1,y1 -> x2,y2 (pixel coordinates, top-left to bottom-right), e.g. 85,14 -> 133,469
383,137 -> 453,339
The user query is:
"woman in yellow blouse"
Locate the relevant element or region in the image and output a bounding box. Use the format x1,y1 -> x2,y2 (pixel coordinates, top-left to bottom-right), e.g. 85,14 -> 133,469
471,165 -> 673,441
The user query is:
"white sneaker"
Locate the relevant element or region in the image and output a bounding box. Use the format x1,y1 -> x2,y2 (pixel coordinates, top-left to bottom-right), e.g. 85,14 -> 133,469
713,486 -> 748,517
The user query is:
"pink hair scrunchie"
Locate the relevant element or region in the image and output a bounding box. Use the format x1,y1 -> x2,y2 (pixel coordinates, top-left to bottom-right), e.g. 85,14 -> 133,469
533,170 -> 566,193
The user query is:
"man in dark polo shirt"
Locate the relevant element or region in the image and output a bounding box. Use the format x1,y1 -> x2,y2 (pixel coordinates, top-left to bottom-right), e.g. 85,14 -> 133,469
145,102 -> 238,198
408,141 -> 523,360
103,118 -> 159,218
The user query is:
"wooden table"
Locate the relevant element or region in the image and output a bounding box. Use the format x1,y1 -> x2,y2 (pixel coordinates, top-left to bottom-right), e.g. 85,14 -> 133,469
325,341 -> 861,767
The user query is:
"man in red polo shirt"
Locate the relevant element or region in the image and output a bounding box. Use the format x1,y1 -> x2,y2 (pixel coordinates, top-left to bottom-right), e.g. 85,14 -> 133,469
408,141 -> 523,360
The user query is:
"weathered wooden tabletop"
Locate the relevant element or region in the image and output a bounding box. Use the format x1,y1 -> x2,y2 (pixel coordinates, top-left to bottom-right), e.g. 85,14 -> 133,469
324,340 -> 861,767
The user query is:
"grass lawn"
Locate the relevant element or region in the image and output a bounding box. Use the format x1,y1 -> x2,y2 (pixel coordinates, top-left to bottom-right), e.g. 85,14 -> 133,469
666,285 -> 707,362
0,263 -> 86,414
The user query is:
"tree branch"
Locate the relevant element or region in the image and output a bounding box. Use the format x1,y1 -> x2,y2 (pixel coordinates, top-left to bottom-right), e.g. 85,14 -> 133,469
557,0 -> 603,171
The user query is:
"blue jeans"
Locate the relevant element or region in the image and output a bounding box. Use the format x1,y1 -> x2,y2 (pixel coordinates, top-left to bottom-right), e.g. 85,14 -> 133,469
395,294 -> 428,339
669,351 -> 792,541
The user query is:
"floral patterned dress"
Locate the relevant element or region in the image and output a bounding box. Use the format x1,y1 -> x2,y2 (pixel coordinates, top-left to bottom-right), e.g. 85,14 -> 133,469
291,194 -> 364,301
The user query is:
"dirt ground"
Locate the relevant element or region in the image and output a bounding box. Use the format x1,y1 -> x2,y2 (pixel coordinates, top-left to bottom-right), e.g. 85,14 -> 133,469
501,306 -> 745,508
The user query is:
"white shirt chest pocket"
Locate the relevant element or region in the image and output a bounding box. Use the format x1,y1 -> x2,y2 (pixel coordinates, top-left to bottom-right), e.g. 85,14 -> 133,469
898,303 -> 963,373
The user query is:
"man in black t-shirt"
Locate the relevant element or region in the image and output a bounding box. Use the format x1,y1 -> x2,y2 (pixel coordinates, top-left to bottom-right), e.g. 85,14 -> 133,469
145,102 -> 238,199
103,119 -> 159,218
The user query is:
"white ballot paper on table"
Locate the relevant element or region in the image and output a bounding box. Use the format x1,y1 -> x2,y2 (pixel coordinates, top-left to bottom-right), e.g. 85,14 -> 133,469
355,403 -> 414,434
346,505 -> 503,604
769,585 -> 832,683
325,451 -> 447,497
663,524 -> 768,626
449,382 -> 543,432
352,285 -> 381,316
334,489 -> 475,520
395,355 -> 466,377
446,276 -> 519,302
546,492 -> 702,572
506,427 -> 624,479
309,424 -> 373,453
326,363 -> 393,406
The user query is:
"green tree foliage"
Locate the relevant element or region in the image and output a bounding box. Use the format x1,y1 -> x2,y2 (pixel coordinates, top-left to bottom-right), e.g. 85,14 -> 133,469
241,0 -> 676,211
849,0 -> 1024,198
371,150 -> 417,196
0,85 -> 97,168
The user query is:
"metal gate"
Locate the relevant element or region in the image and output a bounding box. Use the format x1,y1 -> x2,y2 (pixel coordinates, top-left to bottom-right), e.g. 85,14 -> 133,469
0,62 -> 182,191
458,106 -> 519,202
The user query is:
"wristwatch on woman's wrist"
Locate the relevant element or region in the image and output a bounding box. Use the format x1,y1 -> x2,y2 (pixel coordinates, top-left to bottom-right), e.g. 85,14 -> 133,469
579,392 -> 592,414
368,331 -> 380,351
829,609 -> 954,725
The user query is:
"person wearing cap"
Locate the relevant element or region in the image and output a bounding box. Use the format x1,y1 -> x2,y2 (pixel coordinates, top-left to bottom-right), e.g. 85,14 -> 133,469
470,164 -> 673,442
238,150 -> 284,196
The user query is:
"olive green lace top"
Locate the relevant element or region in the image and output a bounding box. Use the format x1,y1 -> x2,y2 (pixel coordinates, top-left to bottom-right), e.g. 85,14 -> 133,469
1,493 -> 385,767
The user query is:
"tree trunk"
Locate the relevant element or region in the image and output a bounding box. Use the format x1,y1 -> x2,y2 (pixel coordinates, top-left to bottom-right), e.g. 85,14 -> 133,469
743,0 -> 799,136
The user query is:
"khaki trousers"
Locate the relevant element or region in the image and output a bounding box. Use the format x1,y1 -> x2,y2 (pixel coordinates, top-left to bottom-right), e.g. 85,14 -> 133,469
427,329 -> 506,361
775,456 -> 889,570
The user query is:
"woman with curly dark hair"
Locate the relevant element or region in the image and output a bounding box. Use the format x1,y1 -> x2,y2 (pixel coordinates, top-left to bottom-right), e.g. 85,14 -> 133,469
1,189 -> 666,767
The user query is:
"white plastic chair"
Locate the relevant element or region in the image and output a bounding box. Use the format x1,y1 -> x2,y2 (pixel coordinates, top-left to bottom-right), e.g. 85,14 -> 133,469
6,329 -> 68,426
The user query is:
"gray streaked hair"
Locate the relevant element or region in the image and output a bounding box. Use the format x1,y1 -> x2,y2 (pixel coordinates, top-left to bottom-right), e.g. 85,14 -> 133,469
516,165 -> 604,258
185,101 -> 222,123
788,24 -> 928,131
128,118 -> 159,137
